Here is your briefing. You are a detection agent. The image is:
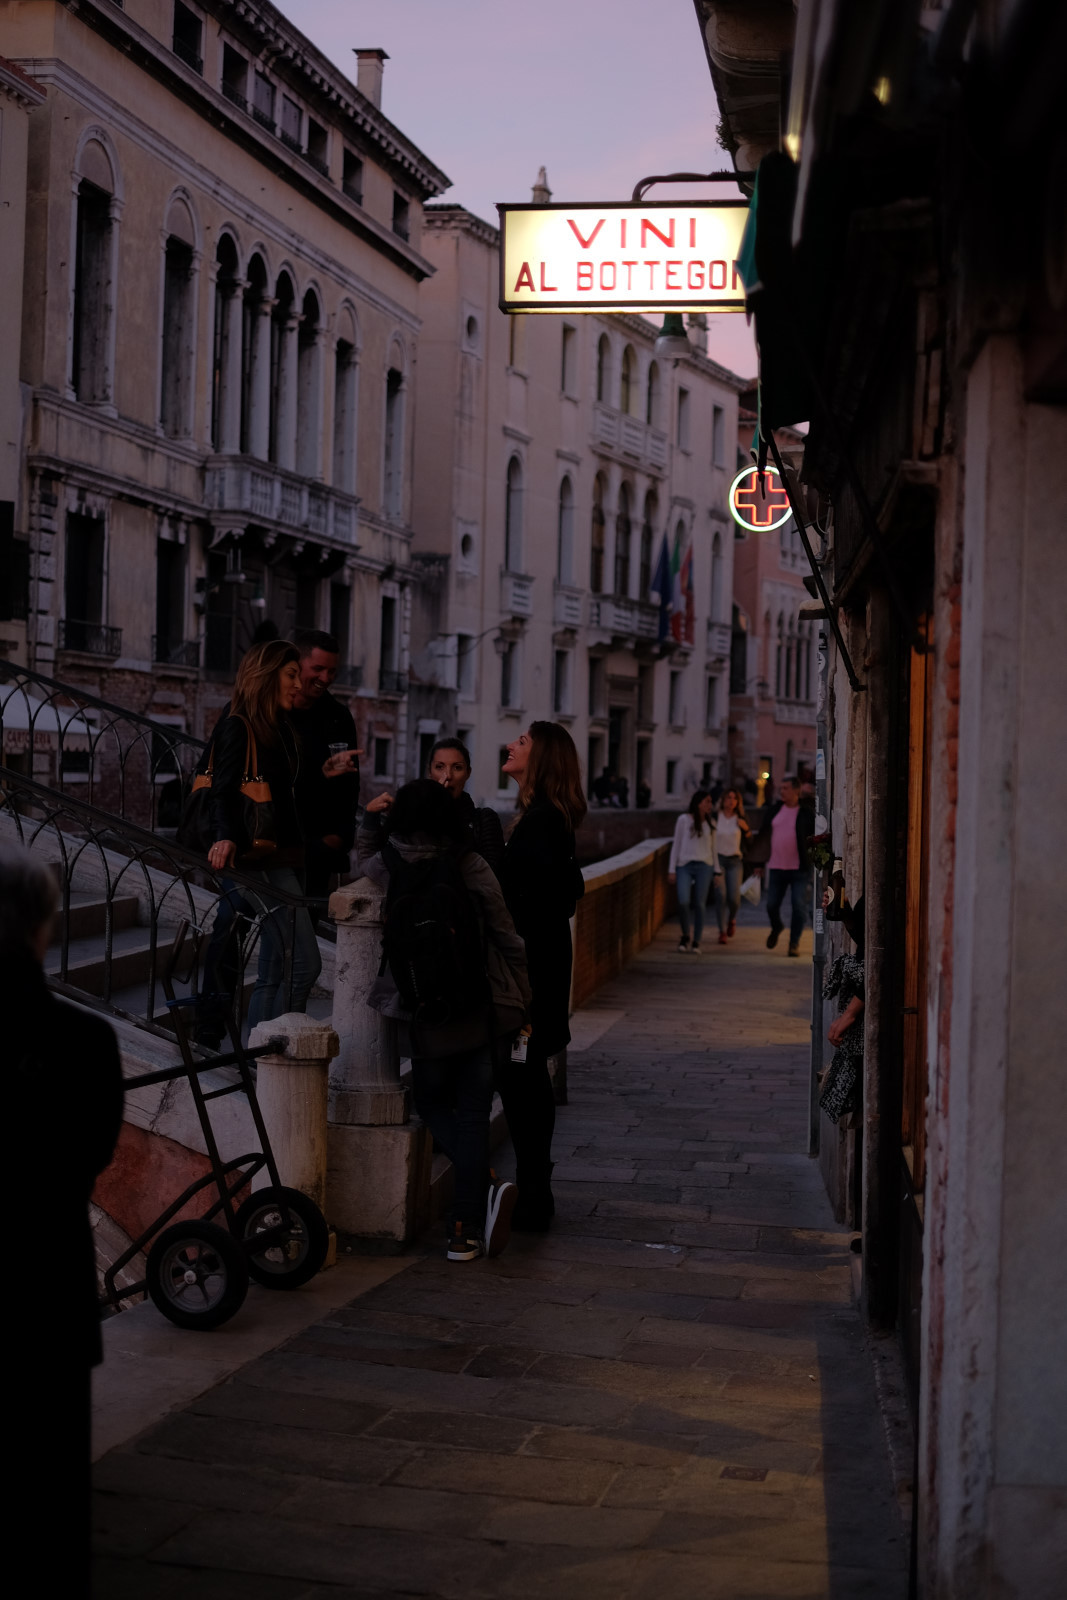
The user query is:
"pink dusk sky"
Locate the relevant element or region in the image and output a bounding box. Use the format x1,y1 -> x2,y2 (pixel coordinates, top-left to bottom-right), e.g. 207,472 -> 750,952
276,0 -> 758,381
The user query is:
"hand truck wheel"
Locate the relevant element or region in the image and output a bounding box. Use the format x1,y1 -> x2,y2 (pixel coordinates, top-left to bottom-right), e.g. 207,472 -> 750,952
232,1185 -> 329,1290
146,1220 -> 249,1330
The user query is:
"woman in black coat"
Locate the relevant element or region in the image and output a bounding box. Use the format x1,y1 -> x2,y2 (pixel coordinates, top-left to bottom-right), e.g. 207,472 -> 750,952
206,639 -> 332,1028
499,721 -> 587,1229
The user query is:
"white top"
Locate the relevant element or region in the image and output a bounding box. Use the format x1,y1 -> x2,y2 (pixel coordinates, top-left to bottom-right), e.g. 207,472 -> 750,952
712,813 -> 745,868
669,812 -> 715,872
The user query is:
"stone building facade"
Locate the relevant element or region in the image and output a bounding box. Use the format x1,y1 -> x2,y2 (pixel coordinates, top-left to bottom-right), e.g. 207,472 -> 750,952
409,200 -> 742,808
4,0 -> 447,769
727,396 -> 817,801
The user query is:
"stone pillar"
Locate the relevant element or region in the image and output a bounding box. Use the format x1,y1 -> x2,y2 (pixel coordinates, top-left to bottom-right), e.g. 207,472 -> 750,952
326,876 -> 431,1242
248,1013 -> 337,1214
248,296 -> 274,461
219,280 -> 245,454
276,313 -> 301,472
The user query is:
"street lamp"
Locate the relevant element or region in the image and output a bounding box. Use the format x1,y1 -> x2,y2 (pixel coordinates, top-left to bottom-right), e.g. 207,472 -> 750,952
653,312 -> 692,362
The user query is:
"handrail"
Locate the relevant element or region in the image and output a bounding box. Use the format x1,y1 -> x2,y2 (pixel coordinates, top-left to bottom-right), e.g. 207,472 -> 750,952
0,657 -> 208,747
1,765 -> 324,1040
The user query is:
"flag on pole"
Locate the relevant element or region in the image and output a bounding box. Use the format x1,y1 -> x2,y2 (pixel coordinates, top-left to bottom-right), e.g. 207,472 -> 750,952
649,533 -> 672,642
669,527 -> 684,642
680,539 -> 695,644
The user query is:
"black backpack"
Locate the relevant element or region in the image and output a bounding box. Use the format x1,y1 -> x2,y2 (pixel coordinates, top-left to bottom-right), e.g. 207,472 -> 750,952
380,843 -> 491,1027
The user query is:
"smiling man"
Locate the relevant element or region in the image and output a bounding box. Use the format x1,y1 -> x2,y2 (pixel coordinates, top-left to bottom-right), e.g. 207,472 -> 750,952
289,628 -> 362,907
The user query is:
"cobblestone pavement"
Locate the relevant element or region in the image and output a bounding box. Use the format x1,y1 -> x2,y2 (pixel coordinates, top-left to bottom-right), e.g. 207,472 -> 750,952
94,909 -> 909,1599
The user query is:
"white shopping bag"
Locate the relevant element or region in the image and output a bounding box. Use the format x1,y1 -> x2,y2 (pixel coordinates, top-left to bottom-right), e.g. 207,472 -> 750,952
740,874 -> 761,907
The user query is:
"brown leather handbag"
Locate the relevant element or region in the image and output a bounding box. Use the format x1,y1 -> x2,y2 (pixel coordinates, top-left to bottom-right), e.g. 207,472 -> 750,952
177,719 -> 277,861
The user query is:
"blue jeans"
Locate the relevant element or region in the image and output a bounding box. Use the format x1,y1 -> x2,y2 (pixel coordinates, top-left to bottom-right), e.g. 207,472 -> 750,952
713,855 -> 744,933
766,867 -> 807,946
676,860 -> 713,945
196,877 -> 252,1045
412,1046 -> 494,1229
247,866 -> 322,1029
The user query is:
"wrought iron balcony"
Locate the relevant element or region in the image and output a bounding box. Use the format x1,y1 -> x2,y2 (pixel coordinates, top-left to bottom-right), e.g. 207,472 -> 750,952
304,151 -> 330,178
342,179 -> 363,204
332,663 -> 363,689
58,620 -> 122,657
172,38 -> 203,75
251,106 -> 276,134
378,668 -> 408,696
221,81 -> 247,112
152,636 -> 200,669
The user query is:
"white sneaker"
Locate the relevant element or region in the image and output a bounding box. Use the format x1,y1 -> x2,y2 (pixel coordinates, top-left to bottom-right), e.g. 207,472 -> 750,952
484,1178 -> 518,1258
446,1223 -> 483,1262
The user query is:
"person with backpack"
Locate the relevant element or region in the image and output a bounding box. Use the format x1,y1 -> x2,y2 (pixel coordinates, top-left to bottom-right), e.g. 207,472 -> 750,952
357,780 -> 531,1262
498,722 -> 587,1231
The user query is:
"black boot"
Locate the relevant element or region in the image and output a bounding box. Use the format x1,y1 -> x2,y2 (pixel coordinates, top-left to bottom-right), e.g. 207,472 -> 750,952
512,1163 -> 555,1232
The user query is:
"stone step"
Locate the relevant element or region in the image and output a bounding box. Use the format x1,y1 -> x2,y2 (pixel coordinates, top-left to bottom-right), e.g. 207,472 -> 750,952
57,891 -> 141,943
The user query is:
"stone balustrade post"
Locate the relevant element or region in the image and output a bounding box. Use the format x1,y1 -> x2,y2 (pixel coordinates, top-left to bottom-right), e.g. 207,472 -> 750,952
326,876 -> 431,1243
247,1013 -> 337,1214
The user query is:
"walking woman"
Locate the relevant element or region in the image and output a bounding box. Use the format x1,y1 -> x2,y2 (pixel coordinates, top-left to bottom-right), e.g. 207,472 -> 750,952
712,786 -> 751,944
499,722 -> 587,1230
668,790 -> 714,952
206,639 -> 323,1028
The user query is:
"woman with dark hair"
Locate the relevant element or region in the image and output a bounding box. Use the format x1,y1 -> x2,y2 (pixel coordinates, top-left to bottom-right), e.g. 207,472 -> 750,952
356,780 -> 531,1261
427,737 -> 505,876
207,638 -> 326,1027
499,721 -> 587,1230
668,790 -> 714,953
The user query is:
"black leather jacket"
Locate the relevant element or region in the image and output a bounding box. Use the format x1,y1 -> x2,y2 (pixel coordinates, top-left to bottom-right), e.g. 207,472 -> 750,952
209,713 -> 303,858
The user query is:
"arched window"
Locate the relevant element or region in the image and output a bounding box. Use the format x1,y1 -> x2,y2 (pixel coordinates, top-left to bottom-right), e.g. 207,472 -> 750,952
332,307 -> 358,493
159,196 -> 197,438
775,613 -> 785,698
504,455 -> 523,572
614,483 -> 632,597
590,474 -> 606,593
211,233 -> 240,452
596,334 -> 611,404
645,361 -> 660,427
71,138 -> 119,404
639,491 -> 656,600
296,288 -> 322,478
710,530 -> 724,621
269,270 -> 296,466
384,361 -> 405,518
241,252 -> 269,458
557,475 -> 574,585
620,345 -> 636,415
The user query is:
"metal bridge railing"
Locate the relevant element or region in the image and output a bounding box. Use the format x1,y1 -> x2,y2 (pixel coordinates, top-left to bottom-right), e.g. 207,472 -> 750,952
0,766 -> 325,1046
0,658 -> 207,831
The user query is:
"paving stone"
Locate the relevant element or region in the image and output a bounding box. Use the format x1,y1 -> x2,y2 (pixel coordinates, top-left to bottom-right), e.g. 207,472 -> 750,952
188,1383 -> 388,1436
93,1557 -> 321,1600
272,1480 -> 511,1538
521,1425 -> 697,1469
93,1451 -> 292,1513
92,1492 -> 197,1558
488,1377 -> 635,1428
139,1412 -> 415,1484
366,1408 -> 533,1453
390,1447 -> 616,1504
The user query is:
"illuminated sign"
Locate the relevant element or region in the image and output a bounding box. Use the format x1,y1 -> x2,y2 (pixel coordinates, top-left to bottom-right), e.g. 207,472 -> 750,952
498,201 -> 748,313
728,464 -> 792,532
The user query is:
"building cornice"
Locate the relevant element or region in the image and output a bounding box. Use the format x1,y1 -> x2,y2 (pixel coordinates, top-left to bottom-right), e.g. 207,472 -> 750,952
424,204 -> 502,248
0,54 -> 46,108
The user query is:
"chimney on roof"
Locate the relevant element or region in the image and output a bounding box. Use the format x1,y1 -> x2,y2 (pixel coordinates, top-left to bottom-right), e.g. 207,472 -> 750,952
531,166 -> 552,204
353,49 -> 388,110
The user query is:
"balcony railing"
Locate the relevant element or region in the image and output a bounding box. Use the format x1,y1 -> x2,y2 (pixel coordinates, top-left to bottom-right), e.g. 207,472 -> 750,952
280,129 -> 303,155
332,663 -> 363,689
251,106 -> 276,134
775,699 -> 816,725
500,570 -> 534,618
205,459 -> 359,545
553,584 -> 583,629
706,620 -> 732,659
172,38 -> 203,75
58,620 -> 122,657
152,636 -> 200,669
592,404 -> 669,471
342,180 -> 363,204
221,81 -> 247,111
304,151 -> 330,178
588,598 -> 659,641
378,668 -> 408,696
